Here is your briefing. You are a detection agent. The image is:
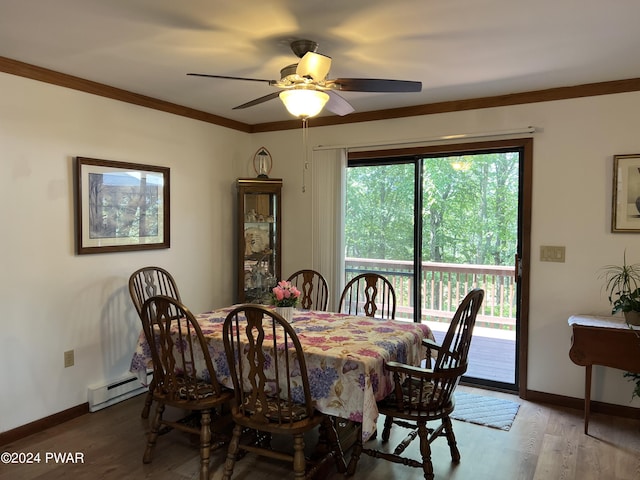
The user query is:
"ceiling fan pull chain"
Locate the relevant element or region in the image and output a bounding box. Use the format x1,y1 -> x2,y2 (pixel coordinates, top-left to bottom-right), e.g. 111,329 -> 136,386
302,118 -> 308,193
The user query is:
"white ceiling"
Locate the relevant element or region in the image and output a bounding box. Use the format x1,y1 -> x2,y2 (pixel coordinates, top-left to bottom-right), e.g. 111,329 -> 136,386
2,0 -> 640,125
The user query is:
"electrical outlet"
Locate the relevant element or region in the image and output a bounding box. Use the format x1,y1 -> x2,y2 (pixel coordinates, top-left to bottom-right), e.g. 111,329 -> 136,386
540,245 -> 565,263
64,350 -> 75,368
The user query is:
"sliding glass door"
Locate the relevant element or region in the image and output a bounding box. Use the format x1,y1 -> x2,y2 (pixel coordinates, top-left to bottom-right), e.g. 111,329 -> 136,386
345,142 -> 525,391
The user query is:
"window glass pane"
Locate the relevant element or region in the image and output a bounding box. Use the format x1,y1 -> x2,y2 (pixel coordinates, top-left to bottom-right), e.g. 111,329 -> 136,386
421,153 -> 518,385
345,163 -> 415,320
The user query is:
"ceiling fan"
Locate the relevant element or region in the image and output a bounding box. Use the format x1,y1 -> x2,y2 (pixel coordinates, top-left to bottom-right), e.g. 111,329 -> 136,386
187,39 -> 422,119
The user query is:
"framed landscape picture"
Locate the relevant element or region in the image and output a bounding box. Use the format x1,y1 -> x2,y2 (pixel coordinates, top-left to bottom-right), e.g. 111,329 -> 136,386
612,154 -> 640,232
75,157 -> 170,254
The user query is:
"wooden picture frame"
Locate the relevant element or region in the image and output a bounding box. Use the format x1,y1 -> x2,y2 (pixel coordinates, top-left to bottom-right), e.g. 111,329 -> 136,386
75,157 -> 170,254
612,154 -> 640,232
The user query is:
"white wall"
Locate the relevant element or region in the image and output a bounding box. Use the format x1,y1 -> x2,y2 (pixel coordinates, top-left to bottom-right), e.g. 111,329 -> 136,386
259,93 -> 640,409
2,71 -> 639,434
0,73 -> 250,432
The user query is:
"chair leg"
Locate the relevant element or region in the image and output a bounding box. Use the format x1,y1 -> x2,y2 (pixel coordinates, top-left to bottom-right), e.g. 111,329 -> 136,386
381,415 -> 394,442
292,434 -> 306,479
417,421 -> 434,480
198,410 -> 212,480
143,403 -> 165,463
141,378 -> 155,419
141,390 -> 153,419
442,416 -> 460,463
222,423 -> 242,480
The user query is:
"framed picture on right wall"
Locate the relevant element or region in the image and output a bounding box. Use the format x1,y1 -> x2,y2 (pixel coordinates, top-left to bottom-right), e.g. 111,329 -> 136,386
612,153 -> 640,232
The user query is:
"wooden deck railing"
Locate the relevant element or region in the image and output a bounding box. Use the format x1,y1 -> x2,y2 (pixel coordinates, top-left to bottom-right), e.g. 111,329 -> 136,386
345,257 -> 517,328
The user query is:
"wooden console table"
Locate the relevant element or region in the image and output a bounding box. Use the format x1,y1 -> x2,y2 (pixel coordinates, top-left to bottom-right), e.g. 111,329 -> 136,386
568,315 -> 640,433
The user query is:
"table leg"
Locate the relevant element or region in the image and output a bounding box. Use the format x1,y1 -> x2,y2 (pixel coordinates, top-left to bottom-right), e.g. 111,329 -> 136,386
346,423 -> 363,476
584,364 -> 591,434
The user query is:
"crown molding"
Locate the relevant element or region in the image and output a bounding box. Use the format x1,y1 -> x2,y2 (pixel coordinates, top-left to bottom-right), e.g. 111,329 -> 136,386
0,56 -> 251,133
3,56 -> 640,134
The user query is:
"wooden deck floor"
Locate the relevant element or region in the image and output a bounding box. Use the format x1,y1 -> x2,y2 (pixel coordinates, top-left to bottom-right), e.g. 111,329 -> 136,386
427,322 -> 517,385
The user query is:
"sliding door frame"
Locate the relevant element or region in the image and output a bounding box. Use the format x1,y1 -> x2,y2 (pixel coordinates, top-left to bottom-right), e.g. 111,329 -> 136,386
348,137 -> 532,398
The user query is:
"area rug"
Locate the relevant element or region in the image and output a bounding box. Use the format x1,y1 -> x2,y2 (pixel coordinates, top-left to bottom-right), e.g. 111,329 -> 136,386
451,392 -> 520,431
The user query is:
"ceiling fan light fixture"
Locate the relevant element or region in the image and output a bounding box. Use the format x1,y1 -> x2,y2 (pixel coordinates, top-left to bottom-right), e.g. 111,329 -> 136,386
279,89 -> 329,119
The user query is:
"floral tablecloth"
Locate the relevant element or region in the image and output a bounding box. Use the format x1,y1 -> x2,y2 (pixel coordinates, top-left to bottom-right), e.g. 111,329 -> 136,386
130,306 -> 433,441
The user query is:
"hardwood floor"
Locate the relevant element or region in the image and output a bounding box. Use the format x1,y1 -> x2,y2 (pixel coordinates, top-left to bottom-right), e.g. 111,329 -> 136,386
1,386 -> 639,480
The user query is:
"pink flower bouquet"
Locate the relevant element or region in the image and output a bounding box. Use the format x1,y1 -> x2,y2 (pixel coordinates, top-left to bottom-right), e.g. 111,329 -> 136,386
271,280 -> 301,307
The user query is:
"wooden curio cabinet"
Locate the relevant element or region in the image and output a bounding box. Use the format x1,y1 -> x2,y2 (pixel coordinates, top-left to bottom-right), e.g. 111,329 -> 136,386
236,178 -> 282,303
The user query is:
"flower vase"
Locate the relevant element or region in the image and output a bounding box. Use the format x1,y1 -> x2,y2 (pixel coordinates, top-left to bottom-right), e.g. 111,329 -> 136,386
276,306 -> 294,323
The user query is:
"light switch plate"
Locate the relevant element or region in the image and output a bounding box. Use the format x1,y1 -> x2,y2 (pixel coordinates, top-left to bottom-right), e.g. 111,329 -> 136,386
64,350 -> 75,368
540,245 -> 565,263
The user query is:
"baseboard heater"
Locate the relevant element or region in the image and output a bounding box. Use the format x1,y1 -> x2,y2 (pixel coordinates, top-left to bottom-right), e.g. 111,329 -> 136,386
88,370 -> 152,412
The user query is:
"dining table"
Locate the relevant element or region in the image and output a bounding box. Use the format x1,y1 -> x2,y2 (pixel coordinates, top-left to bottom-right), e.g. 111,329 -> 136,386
130,305 -> 434,442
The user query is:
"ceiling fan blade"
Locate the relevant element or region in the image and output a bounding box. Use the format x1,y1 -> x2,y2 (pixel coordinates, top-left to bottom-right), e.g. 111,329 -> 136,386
325,91 -> 355,116
232,91 -> 281,110
328,78 -> 422,93
296,52 -> 332,82
187,73 -> 276,85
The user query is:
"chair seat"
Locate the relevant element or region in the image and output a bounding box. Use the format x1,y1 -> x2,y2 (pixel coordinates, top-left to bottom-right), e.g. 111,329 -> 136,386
174,377 -> 230,401
378,379 -> 455,419
152,376 -> 231,402
378,392 -> 455,421
239,395 -> 312,423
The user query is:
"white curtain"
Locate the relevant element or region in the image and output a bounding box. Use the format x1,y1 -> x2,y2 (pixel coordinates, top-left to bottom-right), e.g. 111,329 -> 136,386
310,148 -> 346,311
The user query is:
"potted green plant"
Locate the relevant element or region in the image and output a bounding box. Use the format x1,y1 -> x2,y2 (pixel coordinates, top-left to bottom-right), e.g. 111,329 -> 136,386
600,253 -> 640,326
623,371 -> 640,399
600,253 -> 640,400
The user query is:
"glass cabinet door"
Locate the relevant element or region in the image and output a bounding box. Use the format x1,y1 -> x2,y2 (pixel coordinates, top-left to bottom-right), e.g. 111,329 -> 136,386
237,178 -> 282,303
